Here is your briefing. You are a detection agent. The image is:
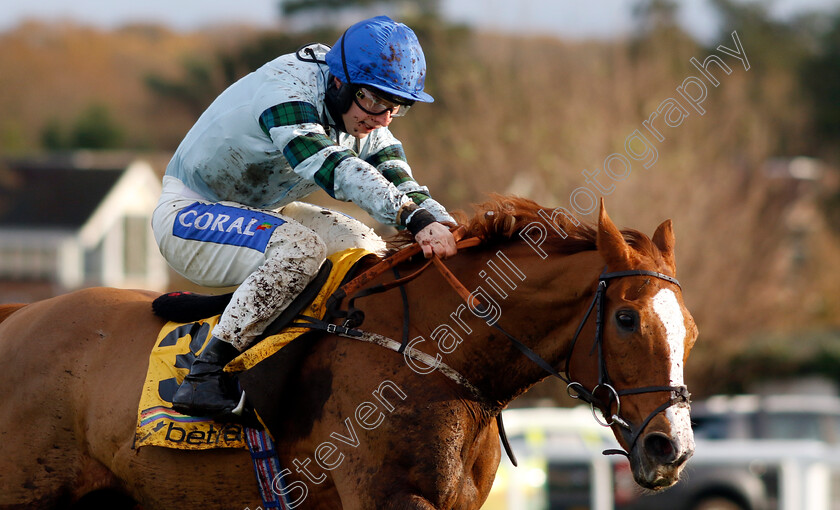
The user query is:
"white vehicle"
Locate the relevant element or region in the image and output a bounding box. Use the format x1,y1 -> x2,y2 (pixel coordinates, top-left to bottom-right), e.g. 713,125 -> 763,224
485,402 -> 840,510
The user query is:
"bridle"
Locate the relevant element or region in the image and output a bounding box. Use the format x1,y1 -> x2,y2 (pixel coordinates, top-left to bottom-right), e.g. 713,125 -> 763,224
557,269 -> 691,457
321,238 -> 691,460
430,258 -> 691,458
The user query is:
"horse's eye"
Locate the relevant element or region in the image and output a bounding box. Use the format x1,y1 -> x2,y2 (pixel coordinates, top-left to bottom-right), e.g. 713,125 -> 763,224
615,310 -> 638,331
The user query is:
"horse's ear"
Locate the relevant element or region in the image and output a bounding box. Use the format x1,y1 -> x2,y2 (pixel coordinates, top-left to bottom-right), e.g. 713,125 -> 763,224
597,199 -> 631,269
652,219 -> 676,275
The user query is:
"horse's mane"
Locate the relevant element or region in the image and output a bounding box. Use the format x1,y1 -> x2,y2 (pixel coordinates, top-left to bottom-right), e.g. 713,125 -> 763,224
389,194 -> 659,258
454,194 -> 597,255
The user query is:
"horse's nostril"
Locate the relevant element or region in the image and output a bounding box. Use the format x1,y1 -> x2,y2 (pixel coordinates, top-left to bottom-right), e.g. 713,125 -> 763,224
644,433 -> 678,464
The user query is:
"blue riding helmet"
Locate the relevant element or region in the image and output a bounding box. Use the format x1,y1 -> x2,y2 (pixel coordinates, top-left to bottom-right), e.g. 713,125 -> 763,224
326,15 -> 434,103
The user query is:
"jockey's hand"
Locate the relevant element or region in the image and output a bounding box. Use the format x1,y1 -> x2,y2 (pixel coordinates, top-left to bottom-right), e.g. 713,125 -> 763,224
415,222 -> 457,259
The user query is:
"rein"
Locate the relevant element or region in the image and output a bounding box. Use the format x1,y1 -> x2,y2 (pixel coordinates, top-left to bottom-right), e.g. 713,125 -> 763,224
318,236 -> 690,461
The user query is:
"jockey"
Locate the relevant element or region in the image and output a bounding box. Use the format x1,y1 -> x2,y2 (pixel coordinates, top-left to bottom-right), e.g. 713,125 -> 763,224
151,15 -> 457,420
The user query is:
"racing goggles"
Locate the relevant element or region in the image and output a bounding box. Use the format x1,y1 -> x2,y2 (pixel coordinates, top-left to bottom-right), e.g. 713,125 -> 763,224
354,87 -> 412,117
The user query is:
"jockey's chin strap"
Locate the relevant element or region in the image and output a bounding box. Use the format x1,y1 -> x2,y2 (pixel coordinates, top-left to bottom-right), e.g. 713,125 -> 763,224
323,234 -> 690,463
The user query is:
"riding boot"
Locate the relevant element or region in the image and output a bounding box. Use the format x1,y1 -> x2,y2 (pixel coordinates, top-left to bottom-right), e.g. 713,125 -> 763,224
171,336 -> 242,418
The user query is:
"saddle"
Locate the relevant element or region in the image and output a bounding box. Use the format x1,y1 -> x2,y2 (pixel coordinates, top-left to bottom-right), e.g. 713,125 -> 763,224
134,248 -> 374,451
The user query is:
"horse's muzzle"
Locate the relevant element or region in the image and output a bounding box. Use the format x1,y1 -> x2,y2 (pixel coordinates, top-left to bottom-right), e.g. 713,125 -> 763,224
630,429 -> 695,490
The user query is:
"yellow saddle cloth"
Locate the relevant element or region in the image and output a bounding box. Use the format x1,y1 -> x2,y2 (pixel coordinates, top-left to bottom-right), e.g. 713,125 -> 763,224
134,248 -> 371,451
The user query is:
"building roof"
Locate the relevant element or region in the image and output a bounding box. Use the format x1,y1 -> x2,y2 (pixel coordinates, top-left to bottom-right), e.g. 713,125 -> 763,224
0,152 -> 138,230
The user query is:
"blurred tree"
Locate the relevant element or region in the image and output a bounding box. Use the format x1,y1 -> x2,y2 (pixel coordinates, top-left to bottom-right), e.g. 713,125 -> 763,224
632,0 -> 679,34
217,29 -> 340,84
41,118 -> 67,150
802,12 -> 840,231
144,3 -> 450,120
145,58 -> 222,118
722,330 -> 840,394
708,0 -> 816,156
145,29 -> 340,118
1,121 -> 27,154
629,0 -> 698,69
801,11 -> 840,150
70,103 -> 125,149
39,104 -> 125,150
710,0 -> 814,74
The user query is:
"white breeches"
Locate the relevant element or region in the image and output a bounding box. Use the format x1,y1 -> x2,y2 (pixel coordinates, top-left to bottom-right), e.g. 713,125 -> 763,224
152,176 -> 386,350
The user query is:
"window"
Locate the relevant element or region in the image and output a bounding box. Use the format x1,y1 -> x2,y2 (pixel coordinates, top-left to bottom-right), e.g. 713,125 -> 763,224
123,216 -> 148,276
84,240 -> 104,283
763,413 -> 823,441
0,242 -> 57,280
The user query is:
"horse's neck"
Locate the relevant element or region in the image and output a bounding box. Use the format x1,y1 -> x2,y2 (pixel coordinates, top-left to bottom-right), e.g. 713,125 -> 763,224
411,244 -> 604,408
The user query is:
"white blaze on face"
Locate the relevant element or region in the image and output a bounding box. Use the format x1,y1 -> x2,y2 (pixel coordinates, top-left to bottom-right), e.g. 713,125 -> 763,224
651,289 -> 694,450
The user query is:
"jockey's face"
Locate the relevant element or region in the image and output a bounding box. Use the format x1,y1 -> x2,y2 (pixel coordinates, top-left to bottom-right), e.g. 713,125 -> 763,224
335,78 -> 395,139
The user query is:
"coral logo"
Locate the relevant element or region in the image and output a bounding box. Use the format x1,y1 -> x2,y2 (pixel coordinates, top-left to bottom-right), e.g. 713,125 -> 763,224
173,202 -> 284,251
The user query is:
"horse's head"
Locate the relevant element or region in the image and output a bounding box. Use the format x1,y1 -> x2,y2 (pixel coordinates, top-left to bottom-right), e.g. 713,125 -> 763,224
567,201 -> 698,490
418,196 -> 698,492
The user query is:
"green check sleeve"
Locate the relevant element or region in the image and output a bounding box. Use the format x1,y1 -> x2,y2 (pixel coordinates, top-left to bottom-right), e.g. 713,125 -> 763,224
313,150 -> 354,198
260,102 -> 356,198
367,144 -> 426,204
364,144 -> 407,169
259,101 -> 321,137
283,133 -> 334,168
282,133 -> 354,198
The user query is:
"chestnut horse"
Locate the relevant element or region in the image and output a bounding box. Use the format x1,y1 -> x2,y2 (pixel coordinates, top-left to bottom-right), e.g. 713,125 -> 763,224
0,197 -> 697,509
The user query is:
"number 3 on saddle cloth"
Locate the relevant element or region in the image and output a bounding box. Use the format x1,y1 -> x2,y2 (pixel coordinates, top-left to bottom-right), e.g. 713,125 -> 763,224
134,247 -> 374,452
